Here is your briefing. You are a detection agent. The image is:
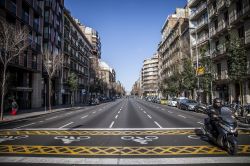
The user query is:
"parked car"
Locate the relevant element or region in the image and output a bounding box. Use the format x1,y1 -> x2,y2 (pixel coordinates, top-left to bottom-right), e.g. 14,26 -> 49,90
176,97 -> 188,109
179,99 -> 198,111
160,98 -> 167,105
168,98 -> 177,107
194,103 -> 208,113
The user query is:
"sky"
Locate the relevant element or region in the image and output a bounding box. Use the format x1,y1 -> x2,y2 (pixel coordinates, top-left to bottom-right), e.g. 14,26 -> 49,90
65,0 -> 187,91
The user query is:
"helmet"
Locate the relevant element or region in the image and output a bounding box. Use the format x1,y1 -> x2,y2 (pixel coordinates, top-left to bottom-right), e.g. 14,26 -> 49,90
213,98 -> 222,109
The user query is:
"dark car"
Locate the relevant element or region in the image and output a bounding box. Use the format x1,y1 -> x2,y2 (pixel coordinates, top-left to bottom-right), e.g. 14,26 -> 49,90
179,99 -> 198,111
194,103 -> 208,113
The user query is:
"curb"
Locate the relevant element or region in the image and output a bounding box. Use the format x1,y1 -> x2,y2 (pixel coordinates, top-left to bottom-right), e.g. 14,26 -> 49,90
0,106 -> 85,126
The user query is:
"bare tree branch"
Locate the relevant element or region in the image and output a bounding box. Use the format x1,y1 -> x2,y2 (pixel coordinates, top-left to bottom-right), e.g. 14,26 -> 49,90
0,19 -> 30,121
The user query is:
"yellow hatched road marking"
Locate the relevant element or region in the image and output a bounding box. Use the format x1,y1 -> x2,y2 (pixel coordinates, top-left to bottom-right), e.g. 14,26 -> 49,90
0,129 -> 249,136
0,130 -> 250,135
0,145 -> 249,155
0,130 -> 195,135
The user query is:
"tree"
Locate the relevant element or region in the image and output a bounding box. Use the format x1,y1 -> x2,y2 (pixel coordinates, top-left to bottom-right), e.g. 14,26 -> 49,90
42,50 -> 63,111
199,45 -> 213,104
0,20 -> 29,121
227,38 -> 247,104
68,72 -> 78,106
181,58 -> 196,98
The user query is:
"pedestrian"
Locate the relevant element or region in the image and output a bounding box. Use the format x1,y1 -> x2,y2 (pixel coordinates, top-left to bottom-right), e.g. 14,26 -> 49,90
11,99 -> 18,115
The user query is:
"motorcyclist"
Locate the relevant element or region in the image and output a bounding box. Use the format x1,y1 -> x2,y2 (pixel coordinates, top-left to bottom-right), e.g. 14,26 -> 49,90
205,98 -> 223,136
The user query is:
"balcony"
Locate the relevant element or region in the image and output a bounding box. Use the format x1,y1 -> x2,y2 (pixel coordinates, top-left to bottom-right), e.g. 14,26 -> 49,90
190,3 -> 207,20
197,33 -> 209,45
217,0 -> 230,11
210,26 -> 218,38
217,20 -> 229,34
6,0 -> 16,15
230,3 -> 250,25
190,19 -> 208,34
208,6 -> 217,19
211,44 -> 227,59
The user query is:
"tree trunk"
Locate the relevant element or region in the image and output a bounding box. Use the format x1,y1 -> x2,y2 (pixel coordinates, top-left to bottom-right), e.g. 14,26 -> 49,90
0,67 -> 6,121
48,78 -> 52,111
239,81 -> 243,105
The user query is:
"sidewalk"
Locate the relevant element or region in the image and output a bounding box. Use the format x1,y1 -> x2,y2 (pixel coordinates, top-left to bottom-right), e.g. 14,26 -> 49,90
0,104 -> 87,123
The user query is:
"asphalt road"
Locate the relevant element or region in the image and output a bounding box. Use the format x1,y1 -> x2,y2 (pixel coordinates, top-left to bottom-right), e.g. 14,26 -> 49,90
0,98 -> 207,129
0,98 -> 249,165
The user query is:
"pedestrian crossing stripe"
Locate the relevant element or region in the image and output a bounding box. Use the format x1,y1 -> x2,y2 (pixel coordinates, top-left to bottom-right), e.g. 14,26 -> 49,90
0,145 -> 249,155
0,129 -> 249,136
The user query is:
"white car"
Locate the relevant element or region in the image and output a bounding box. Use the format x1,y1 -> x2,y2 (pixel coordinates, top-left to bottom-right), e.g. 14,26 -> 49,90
168,98 -> 177,107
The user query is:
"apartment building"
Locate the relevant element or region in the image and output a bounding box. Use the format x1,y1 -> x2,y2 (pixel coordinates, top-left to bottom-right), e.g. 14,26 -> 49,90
99,60 -> 116,97
141,54 -> 159,97
0,0 -> 43,109
188,0 -> 250,104
78,25 -> 102,84
63,9 -> 92,104
38,0 -> 64,106
158,8 -> 190,97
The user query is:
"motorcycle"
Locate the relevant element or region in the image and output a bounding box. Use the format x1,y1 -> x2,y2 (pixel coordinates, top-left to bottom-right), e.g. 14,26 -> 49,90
203,106 -> 238,155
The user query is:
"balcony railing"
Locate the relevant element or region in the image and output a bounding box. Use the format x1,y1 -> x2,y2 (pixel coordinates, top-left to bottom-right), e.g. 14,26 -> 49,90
230,3 -> 250,24
190,3 -> 207,19
210,25 -> 217,37
208,6 -> 217,18
197,34 -> 209,44
188,0 -> 199,8
217,0 -> 230,11
217,20 -> 229,33
212,44 -> 227,58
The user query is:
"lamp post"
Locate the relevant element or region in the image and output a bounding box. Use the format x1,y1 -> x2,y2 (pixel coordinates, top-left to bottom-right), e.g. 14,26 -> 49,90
195,26 -> 201,103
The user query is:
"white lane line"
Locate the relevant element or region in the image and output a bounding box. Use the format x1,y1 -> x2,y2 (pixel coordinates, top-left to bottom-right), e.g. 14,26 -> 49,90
39,121 -> 44,123
66,112 -> 73,115
15,123 -> 36,129
168,111 -> 173,113
59,122 -> 74,128
147,115 -> 152,119
154,121 -> 162,128
143,111 -> 146,114
178,115 -> 186,119
81,115 -> 88,119
93,111 -> 96,114
45,116 -> 58,120
109,121 -> 115,128
197,121 -> 204,125
161,108 -> 165,111
115,115 -> 119,119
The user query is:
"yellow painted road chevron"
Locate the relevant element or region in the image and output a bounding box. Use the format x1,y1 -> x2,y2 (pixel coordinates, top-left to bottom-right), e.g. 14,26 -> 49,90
0,129 -> 249,136
0,145 -> 250,156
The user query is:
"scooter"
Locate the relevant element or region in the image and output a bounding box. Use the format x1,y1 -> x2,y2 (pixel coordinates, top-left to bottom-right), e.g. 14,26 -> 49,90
203,107 -> 238,155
